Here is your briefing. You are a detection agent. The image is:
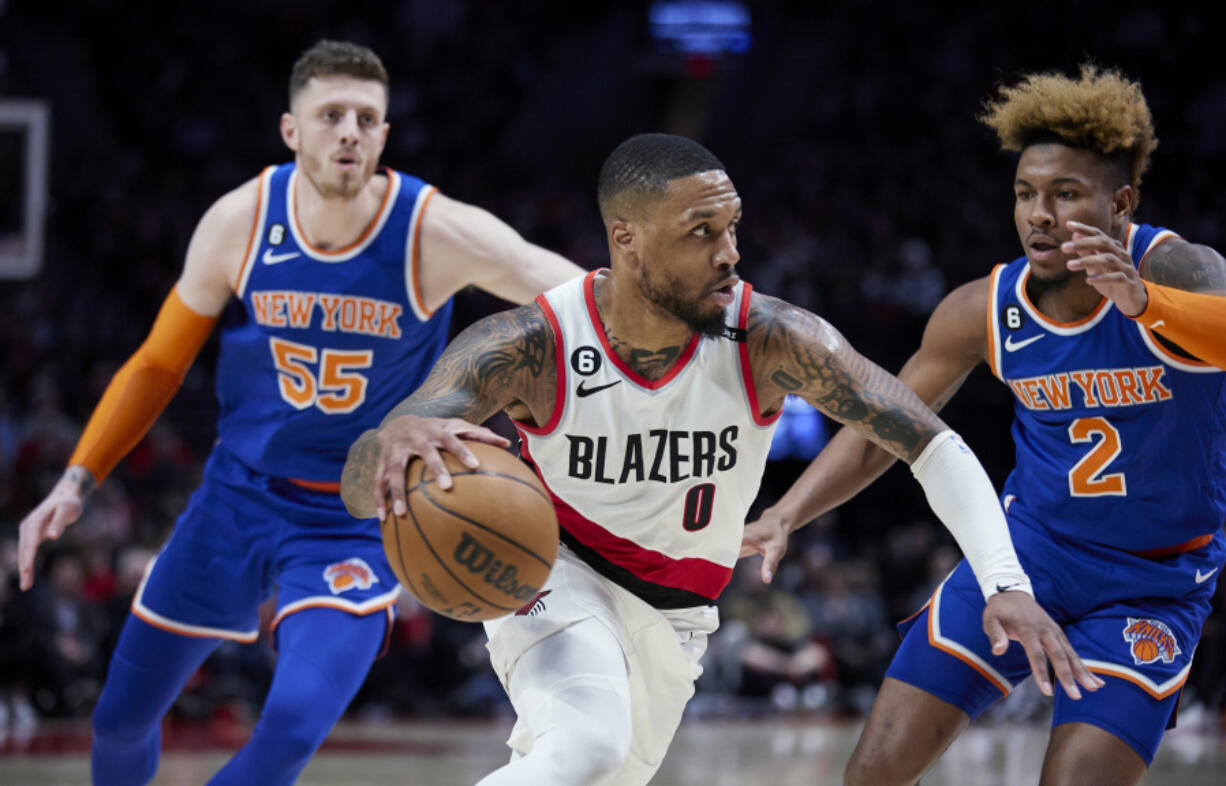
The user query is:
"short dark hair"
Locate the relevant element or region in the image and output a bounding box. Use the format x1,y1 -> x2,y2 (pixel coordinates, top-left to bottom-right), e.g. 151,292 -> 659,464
289,40 -> 389,108
597,133 -> 725,223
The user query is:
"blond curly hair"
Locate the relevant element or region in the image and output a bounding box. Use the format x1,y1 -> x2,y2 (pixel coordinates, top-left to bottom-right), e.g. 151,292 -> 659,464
980,64 -> 1158,200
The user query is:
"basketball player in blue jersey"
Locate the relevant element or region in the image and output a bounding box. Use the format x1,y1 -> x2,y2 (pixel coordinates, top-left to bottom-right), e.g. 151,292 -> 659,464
340,133 -> 1099,785
742,64 -> 1226,785
15,40 -> 582,785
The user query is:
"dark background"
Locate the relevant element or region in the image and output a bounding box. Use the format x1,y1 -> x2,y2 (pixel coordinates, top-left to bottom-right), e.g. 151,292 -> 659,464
1,0 -> 1223,729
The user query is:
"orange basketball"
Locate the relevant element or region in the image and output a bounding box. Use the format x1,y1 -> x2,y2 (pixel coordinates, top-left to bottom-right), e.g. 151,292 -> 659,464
1132,638 -> 1158,662
381,441 -> 558,622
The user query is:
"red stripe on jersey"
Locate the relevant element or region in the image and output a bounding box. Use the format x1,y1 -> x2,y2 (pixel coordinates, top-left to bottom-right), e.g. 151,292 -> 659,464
737,283 -> 783,426
583,270 -> 700,390
518,435 -> 732,601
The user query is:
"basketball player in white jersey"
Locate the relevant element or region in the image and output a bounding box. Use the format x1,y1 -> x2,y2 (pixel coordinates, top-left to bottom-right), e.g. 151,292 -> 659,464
341,134 -> 1101,785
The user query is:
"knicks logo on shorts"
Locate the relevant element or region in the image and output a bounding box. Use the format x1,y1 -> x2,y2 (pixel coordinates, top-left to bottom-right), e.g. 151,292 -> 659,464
1122,617 -> 1181,665
323,558 -> 380,595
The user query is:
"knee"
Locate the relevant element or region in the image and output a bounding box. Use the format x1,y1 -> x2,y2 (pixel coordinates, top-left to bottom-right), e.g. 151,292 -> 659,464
92,687 -> 157,743
543,722 -> 631,782
251,702 -> 333,765
844,746 -> 913,786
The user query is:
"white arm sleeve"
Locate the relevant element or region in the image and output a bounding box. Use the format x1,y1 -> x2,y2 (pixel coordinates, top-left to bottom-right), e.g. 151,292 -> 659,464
910,430 -> 1033,601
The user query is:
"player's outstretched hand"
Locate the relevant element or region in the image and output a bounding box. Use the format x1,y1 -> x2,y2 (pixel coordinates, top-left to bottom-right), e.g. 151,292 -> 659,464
740,508 -> 791,584
1063,220 -> 1148,316
18,478 -> 87,591
982,590 -> 1106,699
370,415 -> 510,520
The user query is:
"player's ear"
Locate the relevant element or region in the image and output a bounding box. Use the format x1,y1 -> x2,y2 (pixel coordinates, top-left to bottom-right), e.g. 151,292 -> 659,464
610,219 -> 638,265
1111,184 -> 1134,229
280,112 -> 299,153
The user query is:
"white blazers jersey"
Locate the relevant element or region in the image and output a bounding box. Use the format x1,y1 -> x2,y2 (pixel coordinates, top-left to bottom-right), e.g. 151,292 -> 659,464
514,270 -> 781,608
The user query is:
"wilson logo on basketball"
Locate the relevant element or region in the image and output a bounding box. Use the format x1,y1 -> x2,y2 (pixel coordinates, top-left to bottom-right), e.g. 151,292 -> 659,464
1122,617 -> 1181,665
453,532 -> 540,602
322,558 -> 380,595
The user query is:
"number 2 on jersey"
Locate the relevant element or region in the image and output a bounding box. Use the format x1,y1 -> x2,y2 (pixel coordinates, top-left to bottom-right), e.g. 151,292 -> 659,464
270,337 -> 372,414
1067,416 -> 1126,497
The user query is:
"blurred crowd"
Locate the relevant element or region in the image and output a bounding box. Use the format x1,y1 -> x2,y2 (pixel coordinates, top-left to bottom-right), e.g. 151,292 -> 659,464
2,0 -> 1225,739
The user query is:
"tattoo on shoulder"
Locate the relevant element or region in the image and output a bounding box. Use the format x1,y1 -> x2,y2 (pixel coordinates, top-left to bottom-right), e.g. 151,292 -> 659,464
1142,239 -> 1226,292
748,295 -> 939,462
388,303 -> 554,423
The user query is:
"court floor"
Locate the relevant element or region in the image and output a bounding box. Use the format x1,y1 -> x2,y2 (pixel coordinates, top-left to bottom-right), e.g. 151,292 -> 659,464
3,716 -> 1225,785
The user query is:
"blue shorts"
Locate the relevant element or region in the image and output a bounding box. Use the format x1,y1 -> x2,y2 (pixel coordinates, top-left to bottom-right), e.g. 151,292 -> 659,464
887,517 -> 1223,765
132,444 -> 398,645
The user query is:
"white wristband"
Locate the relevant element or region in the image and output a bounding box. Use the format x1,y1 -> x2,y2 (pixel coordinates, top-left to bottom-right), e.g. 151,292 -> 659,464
910,431 -> 1033,602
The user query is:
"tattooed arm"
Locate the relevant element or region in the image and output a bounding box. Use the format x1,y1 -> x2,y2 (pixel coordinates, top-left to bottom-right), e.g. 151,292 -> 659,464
1128,236 -> 1226,369
1142,236 -> 1226,294
340,303 -> 556,519
745,282 -> 987,530
741,290 -> 1103,698
1067,222 -> 1226,368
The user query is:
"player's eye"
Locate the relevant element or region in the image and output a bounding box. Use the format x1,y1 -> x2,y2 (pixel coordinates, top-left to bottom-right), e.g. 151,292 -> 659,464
692,225 -> 710,237
1058,190 -> 1077,200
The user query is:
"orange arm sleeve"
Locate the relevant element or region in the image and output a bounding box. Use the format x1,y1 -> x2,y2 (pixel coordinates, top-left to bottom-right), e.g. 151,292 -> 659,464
1128,282 -> 1226,370
69,289 -> 219,483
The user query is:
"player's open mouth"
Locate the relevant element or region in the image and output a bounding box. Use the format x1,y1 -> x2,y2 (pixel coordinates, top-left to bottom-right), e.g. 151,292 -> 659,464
1028,237 -> 1060,261
335,155 -> 359,170
711,280 -> 737,307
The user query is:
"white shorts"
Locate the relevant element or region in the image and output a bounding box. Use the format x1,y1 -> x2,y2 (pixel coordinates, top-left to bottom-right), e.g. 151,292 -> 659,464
484,544 -> 719,784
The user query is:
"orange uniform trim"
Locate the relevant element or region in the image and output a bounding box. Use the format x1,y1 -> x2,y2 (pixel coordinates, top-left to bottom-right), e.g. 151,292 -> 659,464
232,166 -> 272,294
268,598 -> 397,657
897,598 -> 931,629
131,603 -> 259,643
1129,283 -> 1226,370
69,289 -> 218,483
1020,269 -> 1111,328
288,478 -> 342,494
1086,664 -> 1188,701
408,187 -> 438,318
927,598 -> 1011,696
291,167 -> 395,257
986,264 -> 1004,379
1132,533 -> 1214,560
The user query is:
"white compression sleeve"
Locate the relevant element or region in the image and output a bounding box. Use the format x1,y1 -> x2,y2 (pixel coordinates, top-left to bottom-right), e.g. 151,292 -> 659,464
910,430 -> 1033,601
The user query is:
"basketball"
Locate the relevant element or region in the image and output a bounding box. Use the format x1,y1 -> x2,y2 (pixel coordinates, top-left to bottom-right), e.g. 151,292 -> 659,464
381,441 -> 559,622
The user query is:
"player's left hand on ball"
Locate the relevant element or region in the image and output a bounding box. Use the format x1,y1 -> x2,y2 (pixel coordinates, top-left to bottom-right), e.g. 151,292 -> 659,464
982,590 -> 1105,699
1063,220 -> 1148,316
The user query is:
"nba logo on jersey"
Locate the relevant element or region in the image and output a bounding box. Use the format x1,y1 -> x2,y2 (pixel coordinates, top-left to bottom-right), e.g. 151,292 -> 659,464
1122,617 -> 1181,665
323,558 -> 380,595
